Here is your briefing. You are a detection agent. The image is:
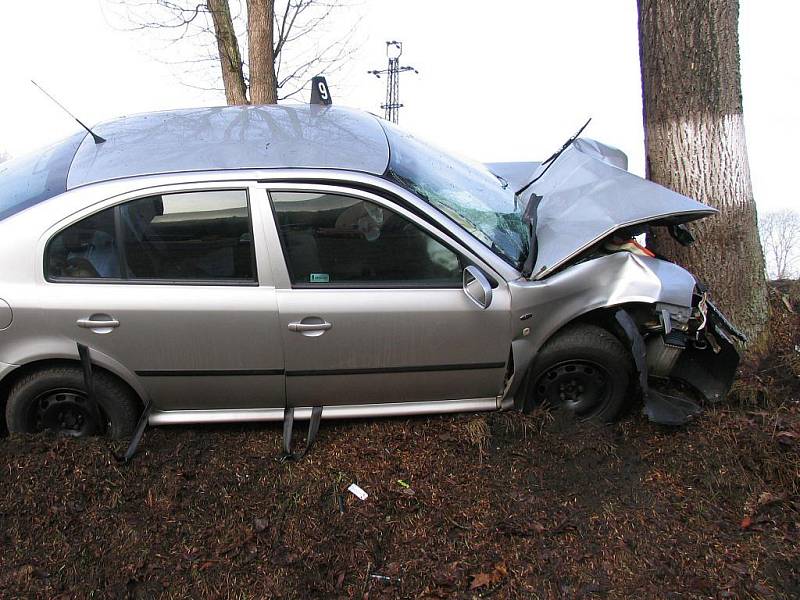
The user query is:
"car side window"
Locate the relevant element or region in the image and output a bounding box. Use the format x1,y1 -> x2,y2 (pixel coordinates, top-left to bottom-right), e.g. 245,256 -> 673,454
47,206 -> 120,279
270,191 -> 463,287
47,190 -> 255,282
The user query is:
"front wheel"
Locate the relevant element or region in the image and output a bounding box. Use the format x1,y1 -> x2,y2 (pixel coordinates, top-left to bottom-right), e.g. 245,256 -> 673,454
525,324 -> 632,423
5,366 -> 140,439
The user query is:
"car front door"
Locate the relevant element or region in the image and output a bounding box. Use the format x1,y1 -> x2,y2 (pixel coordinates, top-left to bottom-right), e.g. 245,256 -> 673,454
260,184 -> 511,409
41,185 -> 285,412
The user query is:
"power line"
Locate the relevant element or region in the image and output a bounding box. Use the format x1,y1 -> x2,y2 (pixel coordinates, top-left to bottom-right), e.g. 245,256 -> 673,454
367,41 -> 418,124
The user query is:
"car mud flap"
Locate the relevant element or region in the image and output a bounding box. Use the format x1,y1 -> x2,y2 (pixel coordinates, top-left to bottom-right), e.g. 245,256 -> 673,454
77,344 -> 106,435
114,401 -> 152,464
77,342 -> 151,463
279,405 -> 323,462
614,310 -> 701,426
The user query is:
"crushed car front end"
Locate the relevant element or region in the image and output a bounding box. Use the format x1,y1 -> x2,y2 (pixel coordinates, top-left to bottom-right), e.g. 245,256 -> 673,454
497,139 -> 744,424
502,249 -> 743,424
380,118 -> 742,424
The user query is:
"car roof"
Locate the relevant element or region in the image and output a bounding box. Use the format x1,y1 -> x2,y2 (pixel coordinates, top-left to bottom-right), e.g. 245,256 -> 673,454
66,104 -> 390,189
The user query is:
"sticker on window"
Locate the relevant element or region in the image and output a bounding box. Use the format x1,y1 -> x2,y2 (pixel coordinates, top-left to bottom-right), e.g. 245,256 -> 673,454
310,273 -> 330,283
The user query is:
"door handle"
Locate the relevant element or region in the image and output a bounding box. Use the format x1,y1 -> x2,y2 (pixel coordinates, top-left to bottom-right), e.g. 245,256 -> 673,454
288,321 -> 332,332
77,318 -> 120,329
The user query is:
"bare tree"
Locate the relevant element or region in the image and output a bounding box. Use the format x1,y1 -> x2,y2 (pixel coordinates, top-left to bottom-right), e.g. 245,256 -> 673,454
0,150 -> 10,164
638,0 -> 770,351
759,209 -> 800,280
105,0 -> 358,104
208,0 -> 249,104
247,0 -> 277,103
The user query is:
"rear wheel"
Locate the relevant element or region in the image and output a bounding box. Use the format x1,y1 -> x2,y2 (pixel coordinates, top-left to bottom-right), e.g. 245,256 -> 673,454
525,324 -> 632,423
5,366 -> 139,439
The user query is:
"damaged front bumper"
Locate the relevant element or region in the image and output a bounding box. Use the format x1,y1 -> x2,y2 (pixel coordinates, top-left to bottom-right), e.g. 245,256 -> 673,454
671,299 -> 745,403
616,294 -> 744,425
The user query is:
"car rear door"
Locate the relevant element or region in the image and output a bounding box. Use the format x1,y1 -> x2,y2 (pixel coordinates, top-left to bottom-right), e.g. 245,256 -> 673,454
258,183 -> 511,410
40,184 -> 285,412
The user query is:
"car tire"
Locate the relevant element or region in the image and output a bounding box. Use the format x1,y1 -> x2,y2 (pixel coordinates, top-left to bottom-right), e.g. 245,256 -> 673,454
525,323 -> 632,423
5,366 -> 140,439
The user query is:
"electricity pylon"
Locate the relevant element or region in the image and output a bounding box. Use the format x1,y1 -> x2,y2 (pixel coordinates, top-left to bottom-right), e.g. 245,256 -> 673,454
368,41 -> 418,124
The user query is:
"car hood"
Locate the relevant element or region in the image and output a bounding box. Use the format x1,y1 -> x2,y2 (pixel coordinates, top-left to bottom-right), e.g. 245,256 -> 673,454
516,138 -> 715,279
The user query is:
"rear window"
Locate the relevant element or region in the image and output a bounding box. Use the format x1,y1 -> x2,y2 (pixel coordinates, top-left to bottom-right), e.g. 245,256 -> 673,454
0,131 -> 85,222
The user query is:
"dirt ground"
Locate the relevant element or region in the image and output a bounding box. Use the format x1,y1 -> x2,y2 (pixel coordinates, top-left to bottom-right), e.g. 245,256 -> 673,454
1,399 -> 798,599
1,285 -> 798,599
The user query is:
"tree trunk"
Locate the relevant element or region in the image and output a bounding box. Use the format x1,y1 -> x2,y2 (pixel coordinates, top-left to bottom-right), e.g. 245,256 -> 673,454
208,0 -> 249,105
247,0 -> 278,104
637,0 -> 768,352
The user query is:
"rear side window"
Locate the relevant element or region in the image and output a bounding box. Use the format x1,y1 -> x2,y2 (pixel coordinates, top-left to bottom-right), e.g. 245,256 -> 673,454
47,206 -> 120,278
271,191 -> 463,287
47,190 -> 255,283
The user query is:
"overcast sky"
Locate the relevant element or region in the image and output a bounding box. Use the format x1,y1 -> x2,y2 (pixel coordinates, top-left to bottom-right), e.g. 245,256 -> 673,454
0,1 -> 797,212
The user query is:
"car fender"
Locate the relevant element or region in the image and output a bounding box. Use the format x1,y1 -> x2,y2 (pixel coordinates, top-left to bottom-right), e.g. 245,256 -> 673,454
502,252 -> 695,405
0,341 -> 150,406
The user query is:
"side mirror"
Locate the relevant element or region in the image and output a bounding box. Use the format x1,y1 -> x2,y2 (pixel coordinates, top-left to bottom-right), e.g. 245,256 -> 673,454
463,266 -> 493,310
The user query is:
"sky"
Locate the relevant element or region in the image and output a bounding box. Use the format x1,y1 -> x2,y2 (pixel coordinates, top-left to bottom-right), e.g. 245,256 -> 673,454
0,0 -> 797,213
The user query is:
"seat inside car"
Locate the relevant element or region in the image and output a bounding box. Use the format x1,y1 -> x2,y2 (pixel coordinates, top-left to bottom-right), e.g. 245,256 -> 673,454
120,196 -> 165,278
48,211 -> 120,279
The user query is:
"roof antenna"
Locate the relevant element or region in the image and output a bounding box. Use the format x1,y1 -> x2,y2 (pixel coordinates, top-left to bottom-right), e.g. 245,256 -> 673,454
31,80 -> 106,144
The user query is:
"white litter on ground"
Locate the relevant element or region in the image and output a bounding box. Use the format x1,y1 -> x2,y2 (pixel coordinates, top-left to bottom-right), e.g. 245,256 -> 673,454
347,483 -> 368,500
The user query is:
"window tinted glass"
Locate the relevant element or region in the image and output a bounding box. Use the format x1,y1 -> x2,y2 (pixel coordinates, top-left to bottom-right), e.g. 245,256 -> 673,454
47,190 -> 255,282
121,190 -> 254,280
48,206 -> 120,279
271,191 -> 462,286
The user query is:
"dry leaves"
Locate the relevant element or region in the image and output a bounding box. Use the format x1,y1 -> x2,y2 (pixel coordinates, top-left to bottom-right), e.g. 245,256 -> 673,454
469,562 -> 508,590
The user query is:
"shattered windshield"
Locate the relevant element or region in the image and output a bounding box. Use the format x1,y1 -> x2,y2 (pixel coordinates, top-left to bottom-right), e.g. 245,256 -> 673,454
381,121 -> 529,268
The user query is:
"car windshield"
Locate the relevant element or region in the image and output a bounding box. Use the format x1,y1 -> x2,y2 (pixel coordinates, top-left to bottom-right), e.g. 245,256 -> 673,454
381,121 -> 529,268
0,131 -> 85,222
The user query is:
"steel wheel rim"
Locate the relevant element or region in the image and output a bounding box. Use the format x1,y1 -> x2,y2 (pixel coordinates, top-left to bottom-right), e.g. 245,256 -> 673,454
28,387 -> 104,437
534,360 -> 612,418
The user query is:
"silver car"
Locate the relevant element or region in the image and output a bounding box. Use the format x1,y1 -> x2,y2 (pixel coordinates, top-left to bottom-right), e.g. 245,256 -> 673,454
0,103 -> 742,446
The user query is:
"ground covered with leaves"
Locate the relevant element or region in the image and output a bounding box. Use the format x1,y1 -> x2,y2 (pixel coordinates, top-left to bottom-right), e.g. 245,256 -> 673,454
1,398 -> 798,599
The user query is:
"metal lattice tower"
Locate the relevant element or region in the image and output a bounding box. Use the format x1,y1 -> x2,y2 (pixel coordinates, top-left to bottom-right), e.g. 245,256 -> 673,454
368,41 -> 418,124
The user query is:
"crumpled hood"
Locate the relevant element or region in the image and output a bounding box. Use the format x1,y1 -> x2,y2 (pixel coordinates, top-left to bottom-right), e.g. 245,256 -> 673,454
524,138 -> 715,279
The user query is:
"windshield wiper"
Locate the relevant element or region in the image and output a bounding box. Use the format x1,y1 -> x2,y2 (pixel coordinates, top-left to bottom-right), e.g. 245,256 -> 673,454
493,172 -> 509,189
516,117 -> 591,196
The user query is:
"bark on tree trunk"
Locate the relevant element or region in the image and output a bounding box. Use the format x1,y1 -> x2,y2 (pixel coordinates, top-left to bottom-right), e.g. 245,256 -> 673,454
208,0 -> 249,105
247,0 -> 278,104
638,0 -> 769,352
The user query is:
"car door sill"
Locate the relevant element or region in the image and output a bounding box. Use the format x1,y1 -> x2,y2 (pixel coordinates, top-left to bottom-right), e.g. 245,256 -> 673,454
148,397 -> 501,425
